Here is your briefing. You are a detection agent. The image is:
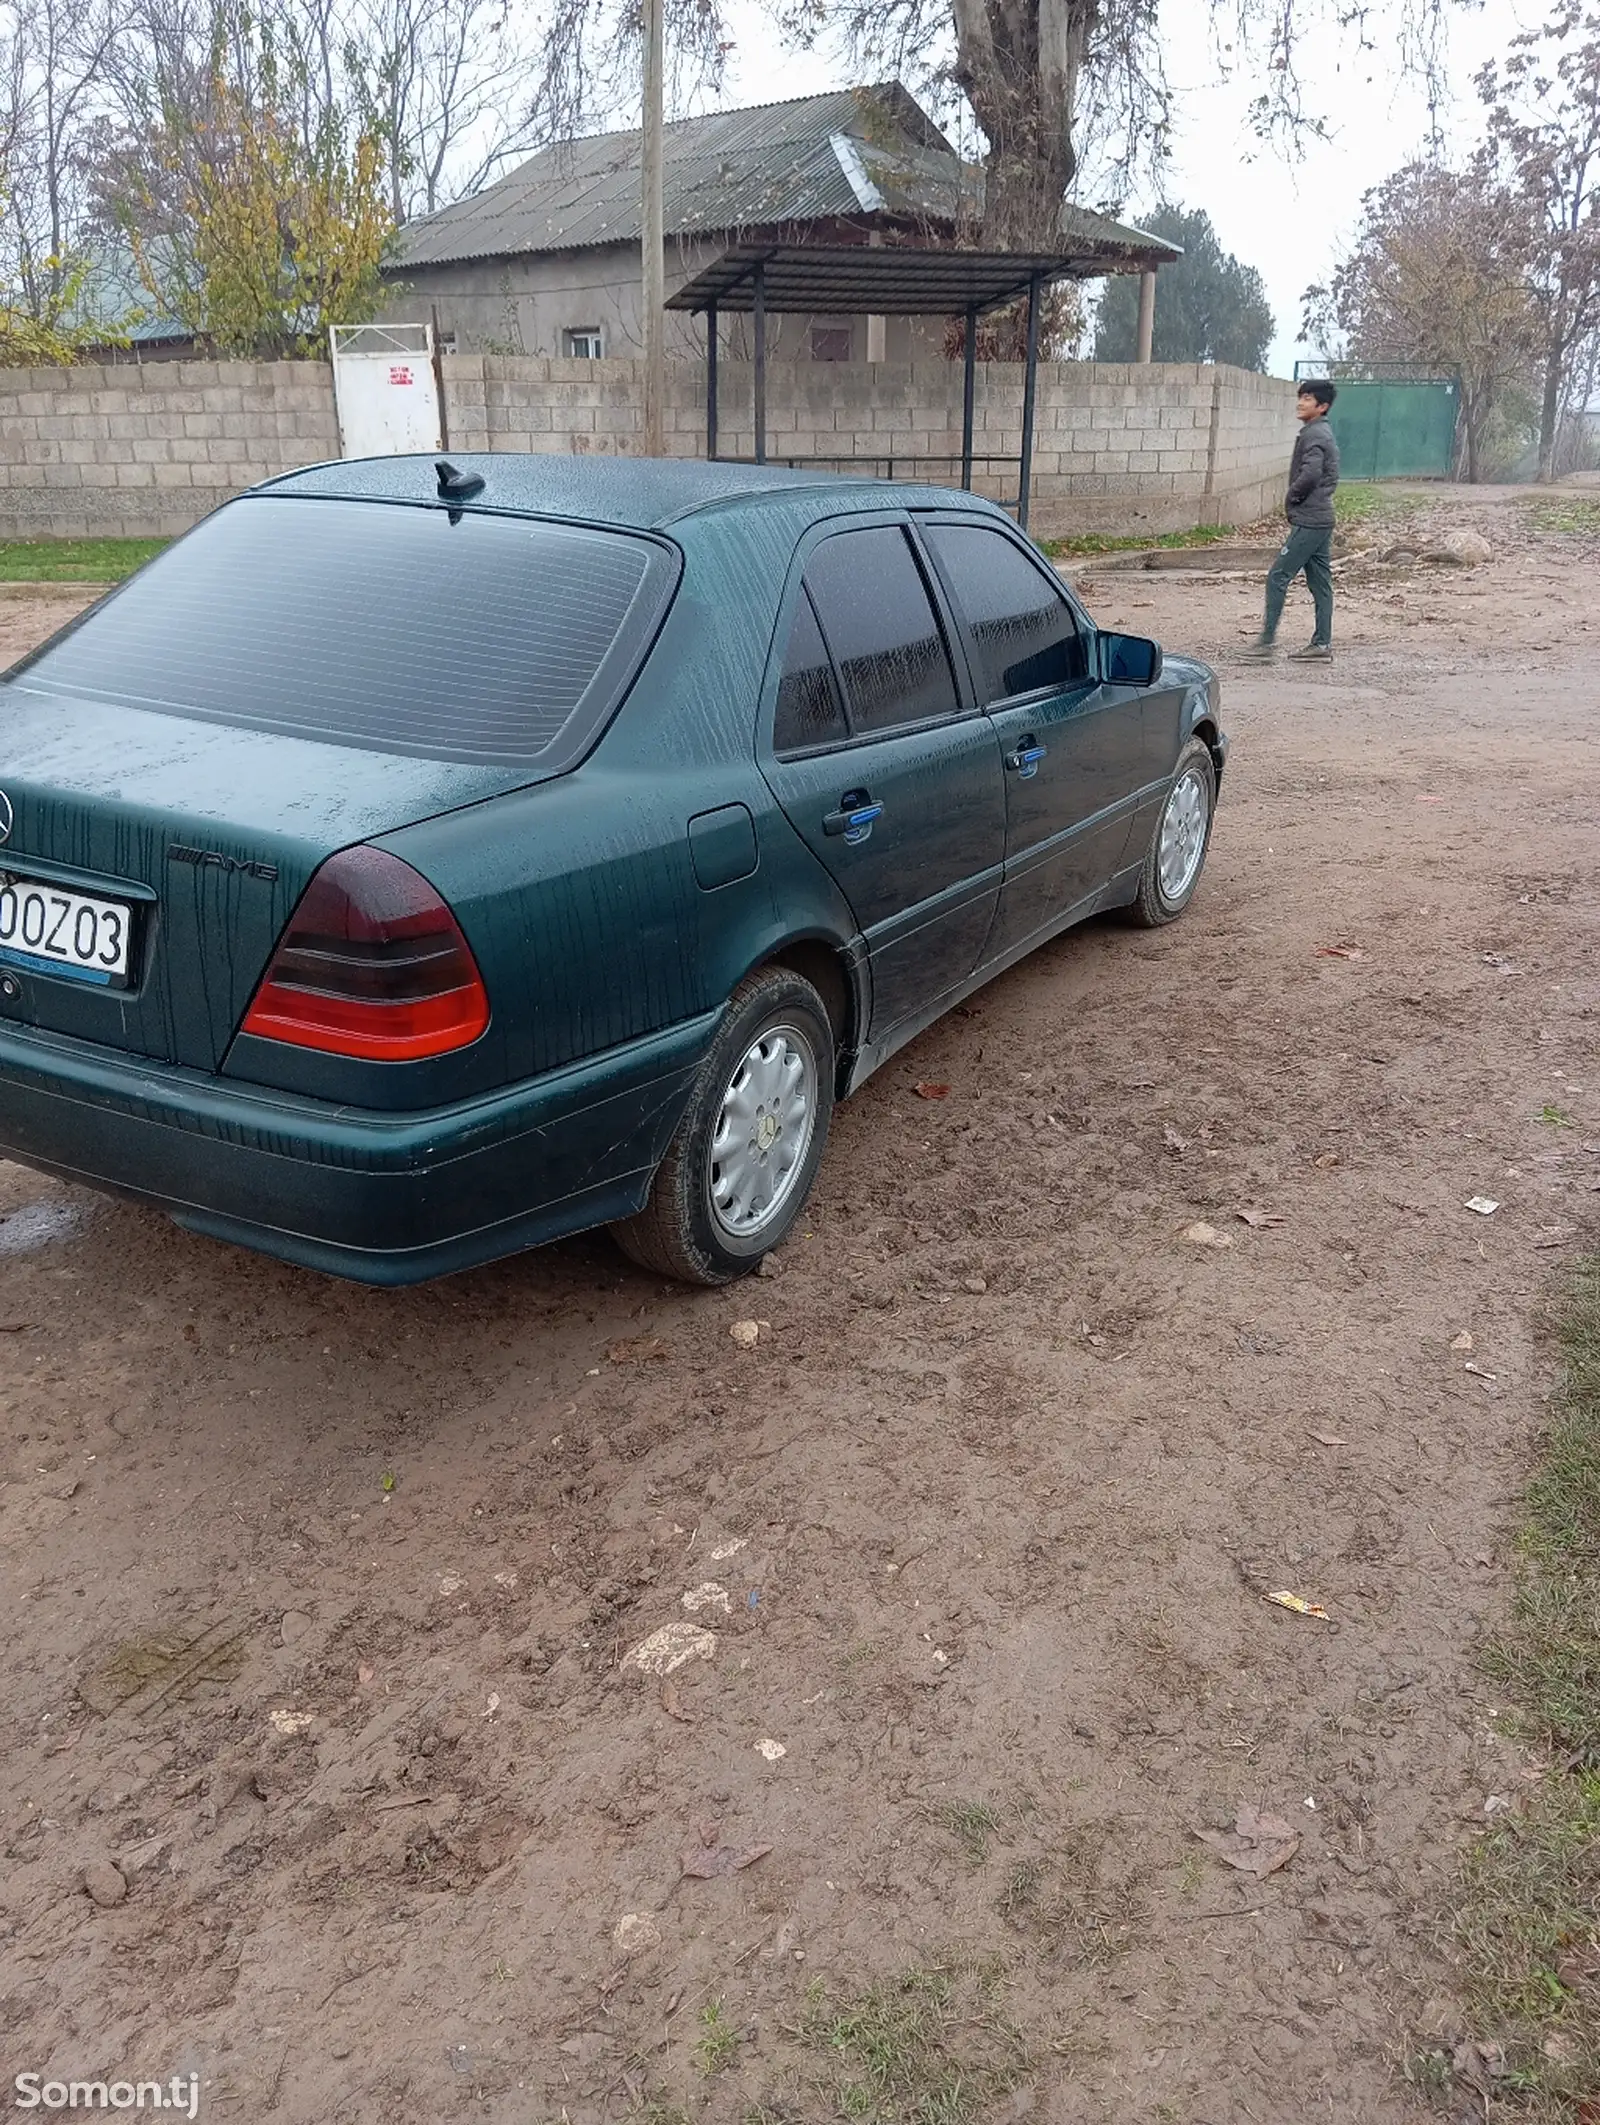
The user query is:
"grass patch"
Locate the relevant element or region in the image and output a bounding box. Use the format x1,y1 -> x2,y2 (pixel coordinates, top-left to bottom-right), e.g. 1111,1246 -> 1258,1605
1525,497 -> 1600,536
1332,480 -> 1425,528
0,537 -> 168,583
997,1857 -> 1045,1918
694,1997 -> 739,2077
1448,1255 -> 1600,2115
1039,522 -> 1236,560
929,1798 -> 1006,1866
801,1957 -> 1029,2123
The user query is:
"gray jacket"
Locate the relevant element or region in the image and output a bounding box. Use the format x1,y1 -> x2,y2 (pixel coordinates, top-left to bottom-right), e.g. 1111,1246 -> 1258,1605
1286,417 -> 1340,527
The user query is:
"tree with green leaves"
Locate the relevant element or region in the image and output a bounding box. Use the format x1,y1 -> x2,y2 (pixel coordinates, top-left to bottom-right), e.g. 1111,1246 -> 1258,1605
1093,206 -> 1273,368
117,7 -> 394,357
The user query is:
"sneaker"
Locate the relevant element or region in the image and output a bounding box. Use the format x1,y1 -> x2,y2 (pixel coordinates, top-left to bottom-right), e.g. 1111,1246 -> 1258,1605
1288,640 -> 1334,661
1236,638 -> 1277,662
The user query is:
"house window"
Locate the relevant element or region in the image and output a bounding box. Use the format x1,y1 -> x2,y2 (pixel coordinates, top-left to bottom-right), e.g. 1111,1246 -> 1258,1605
810,325 -> 852,362
564,327 -> 604,359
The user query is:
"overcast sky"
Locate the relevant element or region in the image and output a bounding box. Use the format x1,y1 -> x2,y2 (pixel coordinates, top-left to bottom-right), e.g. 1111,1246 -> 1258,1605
713,0 -> 1536,376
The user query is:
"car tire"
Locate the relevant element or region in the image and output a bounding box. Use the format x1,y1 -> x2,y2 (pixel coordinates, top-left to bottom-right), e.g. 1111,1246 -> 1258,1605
611,966 -> 836,1286
1124,736 -> 1217,928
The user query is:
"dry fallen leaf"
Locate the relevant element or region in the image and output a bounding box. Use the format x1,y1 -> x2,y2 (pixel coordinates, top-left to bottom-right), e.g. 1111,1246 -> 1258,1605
728,1320 -> 762,1348
1450,1331 -> 1474,1352
913,1082 -> 951,1101
1450,2039 -> 1507,2096
659,1680 -> 696,1725
1465,1196 -> 1499,1216
1236,1207 -> 1286,1228
1313,1151 -> 1340,1170
613,1913 -> 661,1958
1182,1222 -> 1233,1249
607,1334 -> 671,1366
1162,1124 -> 1189,1153
1194,1805 -> 1300,1878
625,1623 -> 718,1677
1307,1429 -> 1347,1448
680,1840 -> 772,1880
1265,1591 -> 1330,1619
1316,944 -> 1365,961
357,1663 -> 375,1685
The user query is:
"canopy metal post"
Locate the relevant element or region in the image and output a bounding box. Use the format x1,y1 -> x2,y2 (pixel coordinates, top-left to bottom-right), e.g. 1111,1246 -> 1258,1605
1018,272 -> 1042,529
753,262 -> 767,465
960,302 -> 977,491
1136,269 -> 1156,363
706,299 -> 718,460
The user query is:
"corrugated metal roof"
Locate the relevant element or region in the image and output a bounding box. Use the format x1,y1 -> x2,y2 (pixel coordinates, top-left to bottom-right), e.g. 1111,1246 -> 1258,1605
65,242 -> 191,344
389,84 -> 1179,274
666,243 -> 1119,315
391,86 -> 923,267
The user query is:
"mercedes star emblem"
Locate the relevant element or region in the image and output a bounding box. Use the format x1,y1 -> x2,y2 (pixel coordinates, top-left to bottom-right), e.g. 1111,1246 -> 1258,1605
0,790 -> 11,845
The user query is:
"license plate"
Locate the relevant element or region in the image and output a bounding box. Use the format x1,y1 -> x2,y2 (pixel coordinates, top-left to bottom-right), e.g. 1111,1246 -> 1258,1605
0,873 -> 134,987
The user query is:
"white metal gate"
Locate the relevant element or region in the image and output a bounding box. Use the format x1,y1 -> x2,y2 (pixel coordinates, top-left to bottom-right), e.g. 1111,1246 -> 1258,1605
329,322 -> 442,458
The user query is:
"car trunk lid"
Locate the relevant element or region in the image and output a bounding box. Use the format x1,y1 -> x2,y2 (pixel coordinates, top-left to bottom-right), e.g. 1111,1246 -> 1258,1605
0,689 -> 522,1070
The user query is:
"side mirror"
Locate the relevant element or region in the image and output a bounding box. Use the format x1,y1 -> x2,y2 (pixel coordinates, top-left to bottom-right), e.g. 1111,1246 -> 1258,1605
1098,631 -> 1163,687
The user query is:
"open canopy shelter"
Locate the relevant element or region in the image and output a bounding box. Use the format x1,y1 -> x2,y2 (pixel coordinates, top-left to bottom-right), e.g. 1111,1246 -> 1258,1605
667,239 -> 1170,527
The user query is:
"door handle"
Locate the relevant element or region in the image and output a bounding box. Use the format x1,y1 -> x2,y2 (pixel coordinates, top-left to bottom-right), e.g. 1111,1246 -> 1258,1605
1005,736 -> 1046,779
823,790 -> 883,846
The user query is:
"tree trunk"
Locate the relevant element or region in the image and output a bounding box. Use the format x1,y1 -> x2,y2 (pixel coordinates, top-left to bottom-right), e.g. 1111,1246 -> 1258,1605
951,0 -> 1097,251
978,126 -> 1078,251
1538,344 -> 1562,481
1460,394 -> 1480,483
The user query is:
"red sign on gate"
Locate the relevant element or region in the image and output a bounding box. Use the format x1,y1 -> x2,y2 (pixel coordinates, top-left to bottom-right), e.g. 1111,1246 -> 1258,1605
389,365 -> 414,386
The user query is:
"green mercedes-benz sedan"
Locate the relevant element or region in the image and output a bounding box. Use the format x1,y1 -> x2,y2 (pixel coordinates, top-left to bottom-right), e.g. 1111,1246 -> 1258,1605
0,455 -> 1225,1285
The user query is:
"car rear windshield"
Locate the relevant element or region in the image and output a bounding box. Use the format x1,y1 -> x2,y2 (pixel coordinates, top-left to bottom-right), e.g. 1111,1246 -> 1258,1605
9,496 -> 678,768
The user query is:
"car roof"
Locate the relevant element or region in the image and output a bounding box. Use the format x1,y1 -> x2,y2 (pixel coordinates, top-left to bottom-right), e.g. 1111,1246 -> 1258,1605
253,452 -> 1010,532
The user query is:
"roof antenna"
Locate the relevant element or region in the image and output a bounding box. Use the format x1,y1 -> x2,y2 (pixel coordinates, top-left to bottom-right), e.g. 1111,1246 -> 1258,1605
436,459 -> 484,502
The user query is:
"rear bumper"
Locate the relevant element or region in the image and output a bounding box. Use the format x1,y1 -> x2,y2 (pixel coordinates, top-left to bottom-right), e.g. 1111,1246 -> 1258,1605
0,1012 -> 718,1283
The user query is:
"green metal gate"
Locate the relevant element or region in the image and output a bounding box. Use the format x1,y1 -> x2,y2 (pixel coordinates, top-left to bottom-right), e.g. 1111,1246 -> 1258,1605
1294,364 -> 1459,479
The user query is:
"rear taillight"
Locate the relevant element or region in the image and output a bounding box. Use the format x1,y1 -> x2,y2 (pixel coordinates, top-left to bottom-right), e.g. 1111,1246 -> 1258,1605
241,846 -> 489,1061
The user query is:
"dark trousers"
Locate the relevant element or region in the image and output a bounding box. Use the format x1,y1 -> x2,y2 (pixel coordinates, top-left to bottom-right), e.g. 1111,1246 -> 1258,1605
1263,524 -> 1334,644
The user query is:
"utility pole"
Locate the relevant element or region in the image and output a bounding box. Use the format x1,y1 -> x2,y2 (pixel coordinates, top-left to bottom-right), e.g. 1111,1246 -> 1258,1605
641,0 -> 666,455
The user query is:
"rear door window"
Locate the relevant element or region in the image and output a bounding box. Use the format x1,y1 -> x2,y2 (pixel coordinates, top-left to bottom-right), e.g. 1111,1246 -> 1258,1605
802,527 -> 960,736
7,496 -> 678,768
924,521 -> 1088,701
773,589 -> 850,753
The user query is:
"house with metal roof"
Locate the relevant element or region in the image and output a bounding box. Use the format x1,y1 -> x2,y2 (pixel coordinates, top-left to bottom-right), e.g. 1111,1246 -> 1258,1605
382,84 -> 1177,365
62,241 -> 195,362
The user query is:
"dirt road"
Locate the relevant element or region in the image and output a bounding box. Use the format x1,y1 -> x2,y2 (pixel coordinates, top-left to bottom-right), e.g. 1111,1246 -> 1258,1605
1,494 -> 1597,2124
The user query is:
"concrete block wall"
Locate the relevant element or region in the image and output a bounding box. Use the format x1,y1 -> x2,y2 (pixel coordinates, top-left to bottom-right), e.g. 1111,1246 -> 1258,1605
443,354 -> 1296,533
0,360 -> 339,537
0,353 -> 1295,540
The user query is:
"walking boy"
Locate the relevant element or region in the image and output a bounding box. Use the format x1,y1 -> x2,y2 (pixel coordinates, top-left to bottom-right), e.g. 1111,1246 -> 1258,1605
1243,380 -> 1340,661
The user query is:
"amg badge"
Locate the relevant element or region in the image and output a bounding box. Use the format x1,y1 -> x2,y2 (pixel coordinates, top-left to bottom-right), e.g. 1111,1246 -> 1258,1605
168,843 -> 279,882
